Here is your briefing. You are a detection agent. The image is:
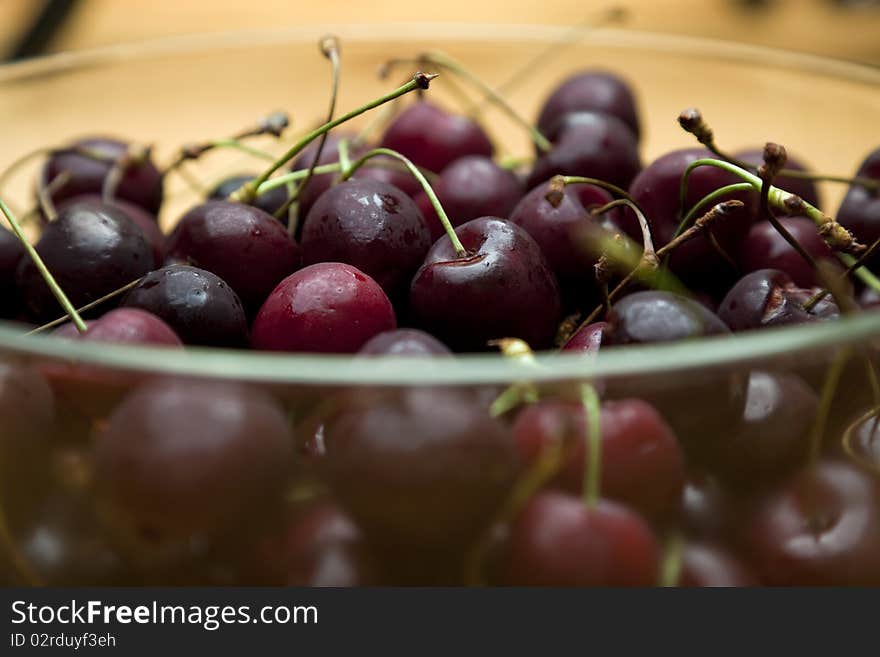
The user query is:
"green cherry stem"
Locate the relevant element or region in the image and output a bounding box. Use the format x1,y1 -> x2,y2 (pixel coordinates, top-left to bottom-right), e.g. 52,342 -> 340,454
659,531 -> 685,587
342,147 -> 466,256
581,382 -> 602,507
25,276 -> 144,335
230,72 -> 437,204
0,198 -> 86,333
807,347 -> 851,466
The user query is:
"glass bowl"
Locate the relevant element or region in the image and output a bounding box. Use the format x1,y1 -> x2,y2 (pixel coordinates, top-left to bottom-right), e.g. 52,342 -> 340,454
1,25 -> 880,586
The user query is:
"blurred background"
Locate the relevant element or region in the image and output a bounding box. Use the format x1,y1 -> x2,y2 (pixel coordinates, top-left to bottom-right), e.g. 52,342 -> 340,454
1,0 -> 880,64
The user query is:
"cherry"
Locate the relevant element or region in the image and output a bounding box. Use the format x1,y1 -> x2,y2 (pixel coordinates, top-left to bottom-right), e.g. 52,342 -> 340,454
604,290 -> 731,345
301,178 -> 431,299
357,328 -> 452,356
94,378 -> 293,539
53,307 -> 182,347
121,265 -> 249,348
323,386 -> 518,550
165,200 -> 302,314
738,216 -> 833,288
561,321 -> 607,353
0,226 -> 24,319
837,147 -> 880,267
379,100 -> 493,174
209,174 -> 290,218
733,147 -> 820,208
502,491 -> 659,586
512,398 -> 685,521
352,155 -> 424,200
509,180 -> 619,294
859,285 -> 880,310
288,131 -> 361,223
624,147 -> 755,295
409,217 -> 561,351
717,269 -> 839,332
16,200 -> 155,322
744,460 -> 880,585
678,541 -> 758,587
413,156 -> 522,240
526,112 -> 641,190
41,137 -> 163,214
536,70 -> 640,142
251,262 -> 396,353
707,371 -> 818,487
678,473 -> 740,543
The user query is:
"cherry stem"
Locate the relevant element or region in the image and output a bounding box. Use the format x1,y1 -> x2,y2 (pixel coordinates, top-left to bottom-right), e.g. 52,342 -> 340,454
488,338 -> 541,417
546,174 -> 633,206
36,170 -> 70,224
807,347 -> 851,466
0,198 -> 86,333
342,147 -> 466,256
674,182 -> 753,239
592,197 -> 657,263
230,72 -> 437,204
659,531 -> 684,587
25,276 -> 144,335
102,143 -> 151,204
383,52 -> 552,153
842,405 -> 880,475
581,382 -> 602,507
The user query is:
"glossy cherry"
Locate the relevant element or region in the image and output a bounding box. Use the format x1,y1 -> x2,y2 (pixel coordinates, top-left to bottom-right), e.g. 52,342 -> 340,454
380,100 -> 493,174
122,265 -> 249,348
357,328 -> 452,356
409,217 -> 561,351
251,262 -> 396,353
16,200 -> 155,322
561,321 -> 607,354
301,178 -> 431,299
678,473 -> 741,544
209,174 -> 290,218
41,137 -> 163,214
0,226 -> 24,319
53,307 -> 182,347
837,147 -> 880,267
289,131 -> 362,223
352,154 -> 424,200
165,200 -> 302,314
604,290 -> 731,345
738,216 -> 833,288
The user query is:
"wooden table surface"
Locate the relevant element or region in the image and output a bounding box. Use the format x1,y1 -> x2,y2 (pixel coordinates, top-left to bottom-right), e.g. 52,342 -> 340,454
1,0 -> 880,65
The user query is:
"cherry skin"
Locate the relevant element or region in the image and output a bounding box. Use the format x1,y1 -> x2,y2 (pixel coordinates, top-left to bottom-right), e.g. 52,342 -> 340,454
837,146 -> 880,268
744,460 -> 880,585
717,269 -> 839,332
323,386 -> 519,550
561,321 -> 607,354
16,200 -> 155,322
209,173 -> 290,218
41,137 -> 164,214
409,217 -> 561,351
512,398 -> 685,521
678,542 -> 758,587
413,155 -> 522,240
289,131 -> 364,224
94,378 -> 293,539
733,147 -> 820,208
526,111 -> 642,190
301,178 -> 431,299
53,307 -> 182,347
678,472 -> 741,544
380,100 -> 493,174
165,200 -> 302,314
0,226 -> 24,319
536,70 -> 640,142
357,328 -> 452,356
352,155 -> 424,200
251,262 -> 396,353
502,491 -> 659,586
603,290 -> 731,345
122,265 -> 249,348
738,216 -> 834,288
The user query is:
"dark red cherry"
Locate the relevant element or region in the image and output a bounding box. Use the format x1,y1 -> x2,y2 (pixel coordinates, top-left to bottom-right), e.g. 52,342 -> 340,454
53,307 -> 182,347
0,226 -> 24,319
165,200 -> 301,314
537,70 -> 640,142
251,262 -> 396,353
717,269 -> 839,332
357,328 -> 452,356
352,154 -> 424,200
744,460 -> 880,585
678,473 -> 740,544
289,131 -> 363,223
413,155 -> 522,240
502,491 -> 659,586
838,147 -> 880,267
380,101 -> 493,174
561,321 -> 607,353
323,386 -> 519,550
41,137 -> 163,214
94,379 -> 293,538
409,217 -> 561,351
738,216 -> 833,288
209,174 -> 291,219
301,178 -> 431,299
678,542 -> 758,587
604,290 -> 731,345
733,147 -> 820,208
512,398 -> 685,521
859,285 -> 880,310
16,200 -> 155,322
122,265 -> 249,348
526,112 -> 641,190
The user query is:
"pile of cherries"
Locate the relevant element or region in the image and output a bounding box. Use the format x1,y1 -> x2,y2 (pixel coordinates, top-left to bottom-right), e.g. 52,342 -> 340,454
2,41 -> 880,587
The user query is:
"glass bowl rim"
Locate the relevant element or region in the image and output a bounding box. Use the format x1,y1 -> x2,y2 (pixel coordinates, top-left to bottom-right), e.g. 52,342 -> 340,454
1,23 -> 878,385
